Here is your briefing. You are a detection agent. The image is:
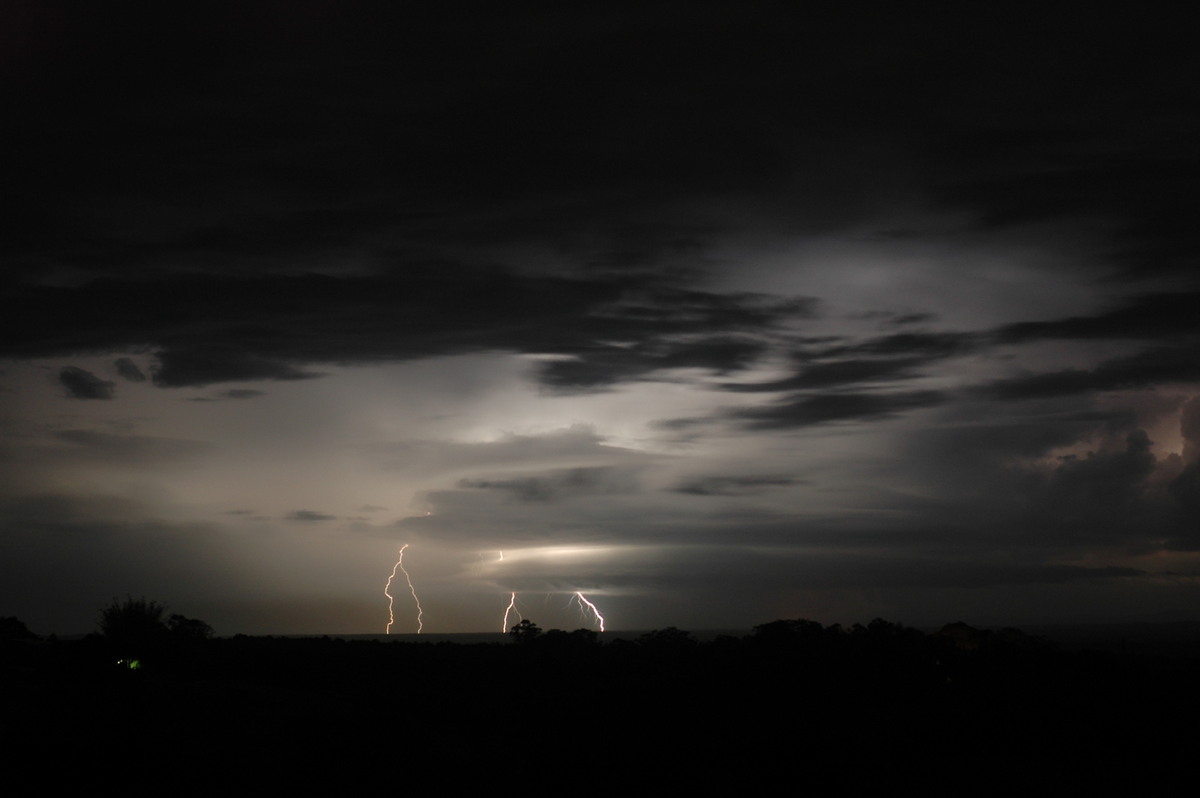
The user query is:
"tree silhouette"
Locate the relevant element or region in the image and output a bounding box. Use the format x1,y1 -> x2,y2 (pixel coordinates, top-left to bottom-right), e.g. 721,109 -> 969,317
167,613 -> 214,641
509,618 -> 542,643
636,627 -> 696,649
98,596 -> 168,657
0,616 -> 39,641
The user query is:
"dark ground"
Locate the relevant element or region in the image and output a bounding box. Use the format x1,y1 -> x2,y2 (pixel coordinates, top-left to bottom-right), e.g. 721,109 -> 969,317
5,620 -> 1197,791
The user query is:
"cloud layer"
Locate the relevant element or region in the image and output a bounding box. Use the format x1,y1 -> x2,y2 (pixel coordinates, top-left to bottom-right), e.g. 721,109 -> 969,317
3,5 -> 1199,635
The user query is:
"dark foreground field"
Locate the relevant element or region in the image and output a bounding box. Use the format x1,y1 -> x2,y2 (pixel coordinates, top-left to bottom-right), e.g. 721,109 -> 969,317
5,620 -> 1198,791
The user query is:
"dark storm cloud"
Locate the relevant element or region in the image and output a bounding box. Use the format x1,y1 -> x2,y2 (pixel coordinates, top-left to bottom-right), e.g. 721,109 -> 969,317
943,157 -> 1200,277
1166,397 -> 1200,537
910,15 -> 1198,276
984,345 -> 1200,401
530,292 -> 811,391
1031,430 -> 1159,531
3,2 -> 835,394
908,410 -> 1128,475
1181,396 -> 1200,463
1168,469 -> 1200,534
997,292 -> 1200,344
113,357 -> 146,382
897,396 -> 1200,557
5,6 -> 1193,260
58,367 -> 114,400
3,5 -> 866,269
3,4 -> 1195,401
152,345 -> 320,387
2,265 -> 805,390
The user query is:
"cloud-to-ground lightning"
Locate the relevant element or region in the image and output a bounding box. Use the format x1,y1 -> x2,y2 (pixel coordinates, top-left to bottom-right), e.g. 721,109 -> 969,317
502,591 -> 523,633
384,544 -> 424,634
573,592 -> 605,632
490,549 -> 604,632
491,549 -> 524,633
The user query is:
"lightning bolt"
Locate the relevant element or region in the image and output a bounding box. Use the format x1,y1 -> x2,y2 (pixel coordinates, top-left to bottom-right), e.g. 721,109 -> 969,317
574,591 -> 605,632
384,547 -> 402,634
384,544 -> 424,634
492,549 -> 522,633
501,591 -> 523,633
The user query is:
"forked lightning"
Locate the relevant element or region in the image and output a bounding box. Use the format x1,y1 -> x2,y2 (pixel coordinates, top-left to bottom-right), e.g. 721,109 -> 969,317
384,544 -> 424,634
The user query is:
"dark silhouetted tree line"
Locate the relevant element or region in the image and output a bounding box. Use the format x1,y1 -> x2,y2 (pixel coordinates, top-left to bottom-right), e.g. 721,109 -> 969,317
6,612 -> 1200,790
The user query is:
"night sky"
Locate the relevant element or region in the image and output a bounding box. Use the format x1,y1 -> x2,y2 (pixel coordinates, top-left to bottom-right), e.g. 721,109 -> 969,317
4,4 -> 1200,636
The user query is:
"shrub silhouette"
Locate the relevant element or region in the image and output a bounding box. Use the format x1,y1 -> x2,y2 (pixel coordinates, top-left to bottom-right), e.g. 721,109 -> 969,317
98,596 -> 169,656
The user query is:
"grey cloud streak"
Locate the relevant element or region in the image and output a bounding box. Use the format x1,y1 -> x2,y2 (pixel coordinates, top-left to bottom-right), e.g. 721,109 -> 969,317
59,367 -> 114,400
114,357 -> 146,382
459,466 -> 641,503
288,510 -> 337,522
727,390 -> 949,430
